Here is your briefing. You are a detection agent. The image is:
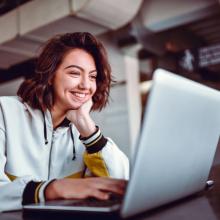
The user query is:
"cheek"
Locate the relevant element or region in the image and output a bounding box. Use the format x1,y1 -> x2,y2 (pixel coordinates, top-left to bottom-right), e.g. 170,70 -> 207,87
54,79 -> 75,98
92,83 -> 97,95
62,77 -> 78,91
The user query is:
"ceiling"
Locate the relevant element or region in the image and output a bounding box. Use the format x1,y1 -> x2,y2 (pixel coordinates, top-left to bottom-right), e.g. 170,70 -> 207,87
116,0 -> 220,88
0,0 -> 30,16
0,0 -> 220,86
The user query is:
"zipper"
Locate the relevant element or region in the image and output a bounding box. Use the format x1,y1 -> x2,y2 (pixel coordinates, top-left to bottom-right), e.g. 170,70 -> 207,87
48,130 -> 55,179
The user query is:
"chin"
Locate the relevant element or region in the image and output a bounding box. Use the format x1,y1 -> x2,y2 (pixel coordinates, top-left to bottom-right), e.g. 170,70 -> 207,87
67,102 -> 83,110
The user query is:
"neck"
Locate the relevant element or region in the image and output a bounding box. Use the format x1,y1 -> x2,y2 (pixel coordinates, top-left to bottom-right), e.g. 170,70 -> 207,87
51,105 -> 66,129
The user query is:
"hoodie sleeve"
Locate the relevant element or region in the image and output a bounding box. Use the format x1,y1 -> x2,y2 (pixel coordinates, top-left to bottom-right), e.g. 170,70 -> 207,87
80,127 -> 129,180
0,105 -> 49,212
0,144 -> 50,212
0,111 -> 26,212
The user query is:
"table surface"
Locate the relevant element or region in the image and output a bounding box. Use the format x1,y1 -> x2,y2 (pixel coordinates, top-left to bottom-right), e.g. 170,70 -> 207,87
1,164 -> 220,220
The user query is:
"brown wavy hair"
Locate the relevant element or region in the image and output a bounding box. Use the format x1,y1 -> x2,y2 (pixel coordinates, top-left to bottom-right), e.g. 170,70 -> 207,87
17,32 -> 112,111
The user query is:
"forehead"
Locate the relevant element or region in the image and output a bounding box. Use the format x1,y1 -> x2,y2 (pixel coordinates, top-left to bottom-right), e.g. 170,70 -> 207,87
61,48 -> 95,66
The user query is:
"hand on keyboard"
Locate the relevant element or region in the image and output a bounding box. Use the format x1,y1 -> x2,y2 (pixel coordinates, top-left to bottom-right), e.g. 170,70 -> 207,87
45,177 -> 127,201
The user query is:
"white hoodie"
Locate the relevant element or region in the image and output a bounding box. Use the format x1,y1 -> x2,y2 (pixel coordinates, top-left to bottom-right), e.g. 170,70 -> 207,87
0,96 -> 129,212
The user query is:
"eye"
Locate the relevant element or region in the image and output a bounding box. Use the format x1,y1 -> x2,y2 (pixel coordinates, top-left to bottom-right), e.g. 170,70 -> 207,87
69,71 -> 80,77
89,74 -> 97,80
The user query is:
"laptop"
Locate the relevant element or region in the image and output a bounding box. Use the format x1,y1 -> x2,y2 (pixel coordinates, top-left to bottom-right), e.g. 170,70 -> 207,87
23,69 -> 220,218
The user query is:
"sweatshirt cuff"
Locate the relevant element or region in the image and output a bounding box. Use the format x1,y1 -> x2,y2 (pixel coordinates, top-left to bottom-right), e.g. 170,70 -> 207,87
22,179 -> 56,205
79,126 -> 107,154
22,181 -> 45,205
38,179 -> 56,202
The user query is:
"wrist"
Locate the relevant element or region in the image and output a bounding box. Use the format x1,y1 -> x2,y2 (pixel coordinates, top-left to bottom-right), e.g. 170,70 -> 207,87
80,127 -> 108,153
45,179 -> 60,201
75,115 -> 96,137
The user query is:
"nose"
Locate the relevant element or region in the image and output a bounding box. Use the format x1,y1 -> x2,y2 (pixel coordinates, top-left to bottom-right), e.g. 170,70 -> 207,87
78,75 -> 90,90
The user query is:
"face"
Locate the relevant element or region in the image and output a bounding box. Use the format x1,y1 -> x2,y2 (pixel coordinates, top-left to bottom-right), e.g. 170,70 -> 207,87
52,48 -> 97,112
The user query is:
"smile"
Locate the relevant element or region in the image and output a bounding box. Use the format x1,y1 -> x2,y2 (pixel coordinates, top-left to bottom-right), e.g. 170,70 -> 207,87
74,93 -> 86,98
70,92 -> 87,99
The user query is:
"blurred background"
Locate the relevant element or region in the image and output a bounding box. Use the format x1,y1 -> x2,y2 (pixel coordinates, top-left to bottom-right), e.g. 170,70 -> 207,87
0,0 -> 220,159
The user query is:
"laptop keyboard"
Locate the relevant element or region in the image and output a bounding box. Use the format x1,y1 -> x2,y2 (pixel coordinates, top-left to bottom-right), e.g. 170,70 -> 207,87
65,194 -> 123,207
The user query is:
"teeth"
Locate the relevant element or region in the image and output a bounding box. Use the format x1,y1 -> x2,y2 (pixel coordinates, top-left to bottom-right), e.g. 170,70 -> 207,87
73,93 -> 86,98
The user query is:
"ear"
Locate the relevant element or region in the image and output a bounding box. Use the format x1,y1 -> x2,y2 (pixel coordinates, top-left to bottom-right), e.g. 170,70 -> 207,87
48,77 -> 53,86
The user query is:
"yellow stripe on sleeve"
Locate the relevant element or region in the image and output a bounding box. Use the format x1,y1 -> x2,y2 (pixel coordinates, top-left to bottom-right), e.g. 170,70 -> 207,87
34,182 -> 44,203
65,170 -> 85,179
83,151 -> 109,177
5,172 -> 17,181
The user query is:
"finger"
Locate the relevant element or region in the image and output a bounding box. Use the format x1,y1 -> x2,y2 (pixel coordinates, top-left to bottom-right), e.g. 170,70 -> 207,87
82,99 -> 93,112
66,110 -> 75,121
92,177 -> 127,185
91,190 -> 110,200
95,178 -> 127,190
91,180 -> 126,195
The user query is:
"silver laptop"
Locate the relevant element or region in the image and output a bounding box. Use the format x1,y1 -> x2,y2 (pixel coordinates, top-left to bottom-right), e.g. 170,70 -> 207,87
23,69 -> 220,218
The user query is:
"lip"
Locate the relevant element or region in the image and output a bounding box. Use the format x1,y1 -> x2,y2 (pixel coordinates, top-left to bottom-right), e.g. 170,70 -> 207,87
73,92 -> 86,98
70,91 -> 89,101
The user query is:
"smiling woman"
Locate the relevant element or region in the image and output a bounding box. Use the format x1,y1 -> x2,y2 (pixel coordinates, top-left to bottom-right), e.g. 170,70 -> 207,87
52,49 -> 98,131
0,32 -> 129,212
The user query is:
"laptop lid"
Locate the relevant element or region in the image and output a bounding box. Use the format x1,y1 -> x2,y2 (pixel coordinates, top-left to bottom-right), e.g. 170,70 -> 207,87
23,69 -> 220,218
120,68 -> 220,218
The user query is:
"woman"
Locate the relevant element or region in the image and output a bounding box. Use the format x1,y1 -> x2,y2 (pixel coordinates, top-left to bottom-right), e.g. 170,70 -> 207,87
0,32 -> 129,212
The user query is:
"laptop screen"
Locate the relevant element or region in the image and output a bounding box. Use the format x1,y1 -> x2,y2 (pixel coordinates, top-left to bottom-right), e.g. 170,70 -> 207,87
121,69 -> 220,218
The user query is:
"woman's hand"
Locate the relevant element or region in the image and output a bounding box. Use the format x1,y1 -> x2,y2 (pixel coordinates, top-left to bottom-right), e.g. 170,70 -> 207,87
45,177 -> 127,201
67,99 -> 93,119
66,99 -> 96,137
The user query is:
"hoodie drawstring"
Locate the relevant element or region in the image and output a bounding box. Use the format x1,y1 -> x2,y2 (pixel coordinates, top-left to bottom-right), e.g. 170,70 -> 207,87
69,125 -> 76,160
42,111 -> 48,145
42,111 -> 76,160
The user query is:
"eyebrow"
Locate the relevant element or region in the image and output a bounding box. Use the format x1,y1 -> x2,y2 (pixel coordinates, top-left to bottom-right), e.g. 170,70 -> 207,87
64,65 -> 97,74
